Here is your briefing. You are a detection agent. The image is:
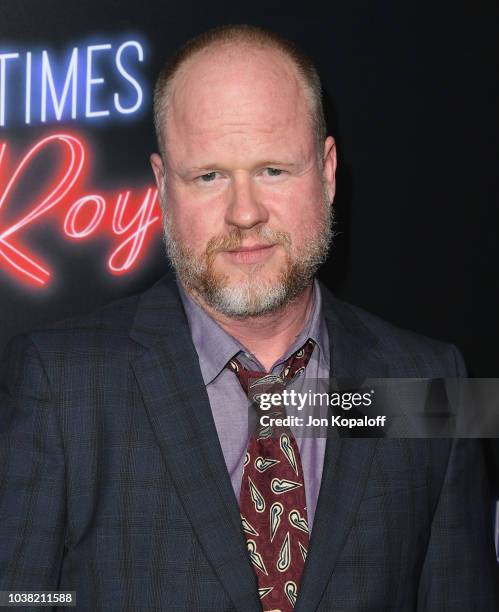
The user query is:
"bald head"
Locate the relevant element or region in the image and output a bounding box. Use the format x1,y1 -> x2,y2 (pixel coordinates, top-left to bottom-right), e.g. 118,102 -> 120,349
153,25 -> 327,160
164,45 -> 314,174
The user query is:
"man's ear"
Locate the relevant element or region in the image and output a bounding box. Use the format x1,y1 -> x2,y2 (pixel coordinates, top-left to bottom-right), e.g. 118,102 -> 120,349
323,136 -> 337,203
150,153 -> 165,200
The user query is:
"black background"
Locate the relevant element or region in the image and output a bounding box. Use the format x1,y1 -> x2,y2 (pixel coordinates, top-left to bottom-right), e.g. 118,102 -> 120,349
1,0 -> 498,512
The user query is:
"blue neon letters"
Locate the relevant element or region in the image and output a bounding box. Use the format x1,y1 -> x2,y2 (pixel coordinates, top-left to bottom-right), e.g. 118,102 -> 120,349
0,38 -> 146,127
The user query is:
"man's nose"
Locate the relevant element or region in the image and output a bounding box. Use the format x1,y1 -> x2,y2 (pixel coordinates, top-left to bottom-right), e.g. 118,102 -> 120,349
224,174 -> 269,229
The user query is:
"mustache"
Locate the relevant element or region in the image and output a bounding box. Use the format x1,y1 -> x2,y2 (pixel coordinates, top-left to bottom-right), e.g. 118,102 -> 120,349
205,227 -> 291,257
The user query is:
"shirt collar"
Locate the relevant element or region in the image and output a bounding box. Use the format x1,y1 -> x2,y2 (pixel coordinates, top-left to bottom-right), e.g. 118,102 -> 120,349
177,278 -> 329,385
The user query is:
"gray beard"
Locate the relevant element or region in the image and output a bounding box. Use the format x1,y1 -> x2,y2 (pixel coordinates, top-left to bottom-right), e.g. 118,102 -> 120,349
161,194 -> 334,318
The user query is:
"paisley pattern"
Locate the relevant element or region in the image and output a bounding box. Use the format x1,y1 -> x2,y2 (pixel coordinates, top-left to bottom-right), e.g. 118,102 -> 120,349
288,509 -> 309,534
241,515 -> 259,536
258,586 -> 274,600
285,581 -> 298,606
227,339 -> 315,611
249,477 -> 266,512
271,477 -> 302,495
280,434 -> 298,474
277,532 -> 291,572
246,539 -> 268,575
255,457 -> 280,472
270,502 -> 284,542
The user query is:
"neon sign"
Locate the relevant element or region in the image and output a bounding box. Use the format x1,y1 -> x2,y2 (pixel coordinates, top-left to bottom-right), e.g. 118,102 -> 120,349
0,133 -> 161,286
0,39 -> 145,127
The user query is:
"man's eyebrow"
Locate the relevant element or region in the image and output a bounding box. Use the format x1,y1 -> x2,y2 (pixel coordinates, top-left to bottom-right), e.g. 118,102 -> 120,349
259,160 -> 298,168
183,161 -> 299,173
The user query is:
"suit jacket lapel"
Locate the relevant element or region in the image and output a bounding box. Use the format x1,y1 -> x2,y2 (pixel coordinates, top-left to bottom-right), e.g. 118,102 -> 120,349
294,283 -> 386,612
130,274 -> 261,612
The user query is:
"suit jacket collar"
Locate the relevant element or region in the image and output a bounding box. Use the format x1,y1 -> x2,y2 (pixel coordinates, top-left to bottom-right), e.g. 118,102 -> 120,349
294,282 -> 384,612
130,273 -> 383,612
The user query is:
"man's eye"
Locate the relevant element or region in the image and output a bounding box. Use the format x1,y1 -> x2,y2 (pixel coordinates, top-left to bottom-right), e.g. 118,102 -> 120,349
265,168 -> 283,176
199,172 -> 218,182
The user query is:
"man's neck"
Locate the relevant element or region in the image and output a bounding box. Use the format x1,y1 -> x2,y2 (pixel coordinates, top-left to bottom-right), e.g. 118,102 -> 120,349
184,283 -> 315,372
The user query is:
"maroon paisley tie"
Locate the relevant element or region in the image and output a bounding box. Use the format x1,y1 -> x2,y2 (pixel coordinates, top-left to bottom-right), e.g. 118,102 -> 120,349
227,339 -> 315,612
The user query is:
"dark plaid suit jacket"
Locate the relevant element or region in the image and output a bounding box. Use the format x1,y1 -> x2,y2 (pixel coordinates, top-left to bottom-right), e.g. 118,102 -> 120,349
1,273 -> 497,611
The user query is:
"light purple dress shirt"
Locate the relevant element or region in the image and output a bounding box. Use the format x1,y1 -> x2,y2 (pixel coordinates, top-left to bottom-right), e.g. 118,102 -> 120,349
177,279 -> 330,529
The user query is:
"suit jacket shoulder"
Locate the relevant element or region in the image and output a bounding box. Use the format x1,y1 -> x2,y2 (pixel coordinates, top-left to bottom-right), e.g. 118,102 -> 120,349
319,280 -> 466,377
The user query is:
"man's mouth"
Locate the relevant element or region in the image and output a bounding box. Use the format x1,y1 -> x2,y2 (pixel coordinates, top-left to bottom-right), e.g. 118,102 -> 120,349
223,244 -> 276,264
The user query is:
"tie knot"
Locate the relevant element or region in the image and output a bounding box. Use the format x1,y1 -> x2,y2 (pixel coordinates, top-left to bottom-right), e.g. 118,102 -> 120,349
227,338 -> 315,397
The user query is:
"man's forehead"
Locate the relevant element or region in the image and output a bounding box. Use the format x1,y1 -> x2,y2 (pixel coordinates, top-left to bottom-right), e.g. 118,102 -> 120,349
165,44 -> 309,140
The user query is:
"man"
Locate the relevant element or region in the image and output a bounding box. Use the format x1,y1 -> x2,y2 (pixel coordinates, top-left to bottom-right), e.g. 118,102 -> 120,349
0,24 -> 497,611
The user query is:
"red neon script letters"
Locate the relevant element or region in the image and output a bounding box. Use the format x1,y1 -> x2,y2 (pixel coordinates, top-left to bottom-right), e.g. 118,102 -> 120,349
0,133 -> 160,286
